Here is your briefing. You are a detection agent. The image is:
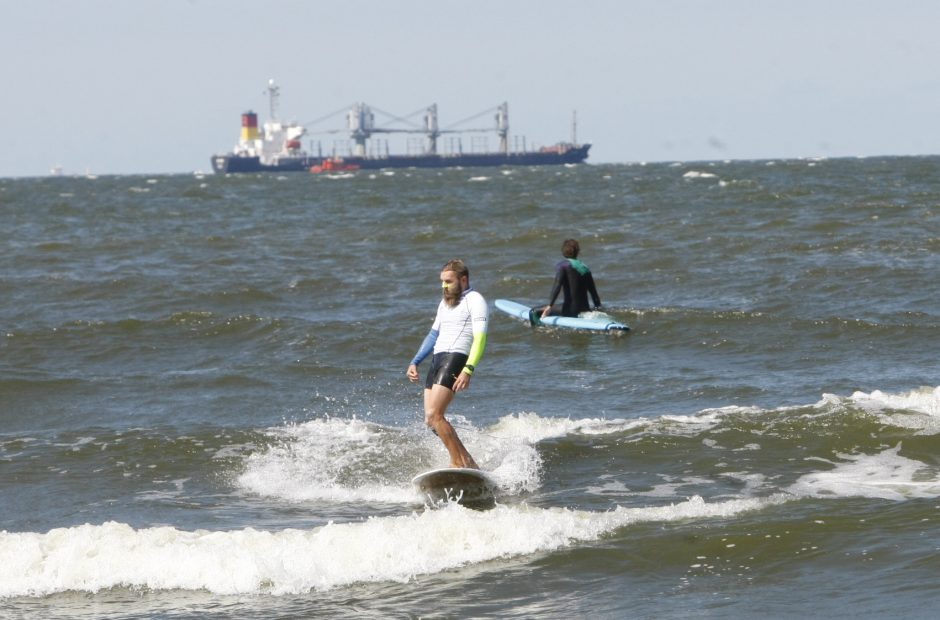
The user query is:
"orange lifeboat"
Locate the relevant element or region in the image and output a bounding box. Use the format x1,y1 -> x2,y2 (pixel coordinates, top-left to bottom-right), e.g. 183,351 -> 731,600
310,158 -> 361,173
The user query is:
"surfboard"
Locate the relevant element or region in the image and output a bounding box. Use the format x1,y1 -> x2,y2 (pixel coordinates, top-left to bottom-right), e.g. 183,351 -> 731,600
412,467 -> 498,505
494,299 -> 630,332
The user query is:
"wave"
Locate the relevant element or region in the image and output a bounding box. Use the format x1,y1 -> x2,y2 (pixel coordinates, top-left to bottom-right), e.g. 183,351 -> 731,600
843,385 -> 940,431
5,385 -> 940,598
236,415 -> 543,503
494,385 -> 940,440
0,495 -> 784,598
627,305 -> 940,331
4,312 -> 285,344
487,408 -> 740,443
235,385 -> 940,507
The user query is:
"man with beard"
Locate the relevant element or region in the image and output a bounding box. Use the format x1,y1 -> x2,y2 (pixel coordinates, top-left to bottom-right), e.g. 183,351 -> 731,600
407,259 -> 488,469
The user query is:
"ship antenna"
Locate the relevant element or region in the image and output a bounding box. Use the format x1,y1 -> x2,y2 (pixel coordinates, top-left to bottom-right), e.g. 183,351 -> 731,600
266,79 -> 280,120
571,110 -> 578,146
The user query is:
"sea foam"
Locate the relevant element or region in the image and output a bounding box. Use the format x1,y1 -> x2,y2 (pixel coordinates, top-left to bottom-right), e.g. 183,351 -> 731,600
236,415 -> 545,503
789,443 -> 940,501
0,495 -> 783,598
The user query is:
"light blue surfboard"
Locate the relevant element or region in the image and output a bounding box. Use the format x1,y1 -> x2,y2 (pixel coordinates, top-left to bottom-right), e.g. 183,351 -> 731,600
495,299 -> 629,332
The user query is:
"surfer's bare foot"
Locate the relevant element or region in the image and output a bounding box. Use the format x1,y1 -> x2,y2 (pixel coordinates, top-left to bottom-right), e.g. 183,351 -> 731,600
451,457 -> 479,469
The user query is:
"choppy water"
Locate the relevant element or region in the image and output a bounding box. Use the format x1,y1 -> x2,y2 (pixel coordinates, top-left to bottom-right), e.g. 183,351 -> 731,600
1,158 -> 939,618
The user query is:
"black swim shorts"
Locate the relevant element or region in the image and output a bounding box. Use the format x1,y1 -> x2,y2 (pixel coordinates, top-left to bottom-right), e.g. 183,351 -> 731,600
425,352 -> 469,390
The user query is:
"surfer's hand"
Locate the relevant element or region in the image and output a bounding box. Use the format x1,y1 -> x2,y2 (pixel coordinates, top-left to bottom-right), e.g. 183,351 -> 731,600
407,364 -> 420,383
453,371 -> 471,392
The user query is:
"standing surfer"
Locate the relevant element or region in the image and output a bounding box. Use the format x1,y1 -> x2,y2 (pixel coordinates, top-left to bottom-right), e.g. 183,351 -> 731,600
535,238 -> 603,322
407,259 -> 488,469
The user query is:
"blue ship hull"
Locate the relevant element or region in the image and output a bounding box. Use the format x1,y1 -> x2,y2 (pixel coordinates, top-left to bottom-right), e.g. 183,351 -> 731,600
211,144 -> 590,174
211,155 -> 322,174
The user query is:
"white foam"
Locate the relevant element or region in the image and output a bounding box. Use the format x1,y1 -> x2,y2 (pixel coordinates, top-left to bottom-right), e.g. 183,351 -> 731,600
236,416 -> 544,502
469,430 -> 542,496
682,170 -> 718,179
789,443 -> 940,500
811,386 -> 940,435
234,408 -> 753,507
846,386 -> 940,434
488,411 -> 639,443
0,495 -> 785,598
488,408 -> 744,445
237,417 -> 418,503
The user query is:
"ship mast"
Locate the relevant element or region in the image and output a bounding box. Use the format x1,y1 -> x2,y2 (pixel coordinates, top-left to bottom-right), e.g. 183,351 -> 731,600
266,79 -> 280,121
571,110 -> 578,145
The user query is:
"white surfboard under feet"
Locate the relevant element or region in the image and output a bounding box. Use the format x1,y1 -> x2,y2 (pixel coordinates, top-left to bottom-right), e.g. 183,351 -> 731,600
412,467 -> 498,505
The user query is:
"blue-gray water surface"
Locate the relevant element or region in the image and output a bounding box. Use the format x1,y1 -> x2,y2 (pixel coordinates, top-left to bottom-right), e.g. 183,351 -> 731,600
1,158 -> 939,618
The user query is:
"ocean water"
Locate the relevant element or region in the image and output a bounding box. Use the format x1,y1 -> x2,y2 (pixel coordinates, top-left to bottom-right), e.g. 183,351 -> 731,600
1,158 -> 939,618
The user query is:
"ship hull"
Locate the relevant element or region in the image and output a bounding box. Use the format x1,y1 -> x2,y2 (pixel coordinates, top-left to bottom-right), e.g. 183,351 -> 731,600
210,154 -> 323,174
210,144 -> 590,174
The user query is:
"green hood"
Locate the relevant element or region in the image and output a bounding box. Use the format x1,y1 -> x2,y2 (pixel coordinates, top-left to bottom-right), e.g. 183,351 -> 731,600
567,258 -> 590,275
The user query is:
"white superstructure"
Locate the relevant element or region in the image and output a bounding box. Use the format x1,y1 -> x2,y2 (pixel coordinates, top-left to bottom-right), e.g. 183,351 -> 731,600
231,79 -> 308,164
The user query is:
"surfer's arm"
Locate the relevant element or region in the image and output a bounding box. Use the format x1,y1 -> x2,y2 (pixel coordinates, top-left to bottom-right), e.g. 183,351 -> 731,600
463,332 -> 486,375
541,274 -> 564,318
586,273 -> 602,309
461,295 -> 489,377
546,268 -> 564,308
410,328 -> 439,367
541,264 -> 566,318
452,330 -> 485,392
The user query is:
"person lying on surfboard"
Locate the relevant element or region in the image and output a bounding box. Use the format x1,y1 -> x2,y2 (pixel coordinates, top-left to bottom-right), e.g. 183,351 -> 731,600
406,259 -> 488,469
531,238 -> 603,325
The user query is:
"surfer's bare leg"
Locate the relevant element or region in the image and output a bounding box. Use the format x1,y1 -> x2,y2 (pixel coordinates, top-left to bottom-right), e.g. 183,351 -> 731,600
424,385 -> 479,469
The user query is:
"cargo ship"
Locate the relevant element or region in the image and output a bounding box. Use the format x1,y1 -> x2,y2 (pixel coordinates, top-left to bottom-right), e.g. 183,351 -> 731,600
210,81 -> 590,174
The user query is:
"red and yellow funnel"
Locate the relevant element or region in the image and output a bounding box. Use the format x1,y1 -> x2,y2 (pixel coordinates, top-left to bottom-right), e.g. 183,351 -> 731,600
241,111 -> 260,142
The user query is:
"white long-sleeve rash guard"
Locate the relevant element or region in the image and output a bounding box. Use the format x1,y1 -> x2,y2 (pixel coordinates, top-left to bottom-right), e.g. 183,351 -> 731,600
411,288 -> 488,368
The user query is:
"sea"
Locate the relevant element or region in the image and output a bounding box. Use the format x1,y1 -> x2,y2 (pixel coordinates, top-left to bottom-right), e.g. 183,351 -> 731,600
1,157 -> 939,619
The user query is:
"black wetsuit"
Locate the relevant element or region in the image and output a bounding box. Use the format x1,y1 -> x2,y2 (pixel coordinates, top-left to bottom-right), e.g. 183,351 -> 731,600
547,259 -> 601,317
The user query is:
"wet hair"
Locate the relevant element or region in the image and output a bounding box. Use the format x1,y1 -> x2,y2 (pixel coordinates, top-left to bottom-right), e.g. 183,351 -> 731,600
442,258 -> 469,280
561,239 -> 580,259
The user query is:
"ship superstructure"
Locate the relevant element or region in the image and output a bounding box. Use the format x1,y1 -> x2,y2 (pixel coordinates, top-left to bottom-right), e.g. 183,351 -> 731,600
212,80 -> 321,173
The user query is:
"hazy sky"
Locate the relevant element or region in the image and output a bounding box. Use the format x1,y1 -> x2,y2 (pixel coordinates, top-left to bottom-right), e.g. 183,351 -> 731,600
3,0 -> 939,177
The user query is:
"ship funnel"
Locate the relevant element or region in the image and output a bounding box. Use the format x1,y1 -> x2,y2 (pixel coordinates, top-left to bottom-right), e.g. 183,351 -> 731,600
241,111 -> 260,143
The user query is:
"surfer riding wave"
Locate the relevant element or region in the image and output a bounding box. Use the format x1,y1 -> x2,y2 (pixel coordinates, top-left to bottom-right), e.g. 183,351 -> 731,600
407,259 -> 488,469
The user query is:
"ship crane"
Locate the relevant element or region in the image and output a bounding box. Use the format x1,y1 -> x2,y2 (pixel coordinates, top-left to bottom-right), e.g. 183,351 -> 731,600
439,102 -> 510,154
332,102 -> 512,157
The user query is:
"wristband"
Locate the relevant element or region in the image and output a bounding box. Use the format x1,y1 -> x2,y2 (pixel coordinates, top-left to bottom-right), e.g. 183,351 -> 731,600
462,365 -> 475,375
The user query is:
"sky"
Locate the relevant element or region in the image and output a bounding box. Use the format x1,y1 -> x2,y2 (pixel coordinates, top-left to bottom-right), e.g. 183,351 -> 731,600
2,0 -> 940,177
